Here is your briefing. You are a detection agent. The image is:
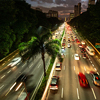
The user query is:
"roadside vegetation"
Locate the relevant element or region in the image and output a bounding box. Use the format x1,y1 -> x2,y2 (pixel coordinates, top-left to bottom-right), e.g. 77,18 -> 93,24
68,1 -> 100,51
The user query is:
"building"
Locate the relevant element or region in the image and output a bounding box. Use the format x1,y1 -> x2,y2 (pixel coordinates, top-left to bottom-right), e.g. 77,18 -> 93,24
74,3 -> 81,18
78,3 -> 81,16
88,0 -> 95,5
35,8 -> 42,12
46,10 -> 58,18
70,13 -> 74,21
74,5 -> 78,17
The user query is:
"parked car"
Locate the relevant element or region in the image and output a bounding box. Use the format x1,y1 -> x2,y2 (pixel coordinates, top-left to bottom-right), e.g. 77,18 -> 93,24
90,71 -> 100,86
50,76 -> 59,90
7,57 -> 22,67
55,62 -> 62,70
78,72 -> 89,87
74,54 -> 80,60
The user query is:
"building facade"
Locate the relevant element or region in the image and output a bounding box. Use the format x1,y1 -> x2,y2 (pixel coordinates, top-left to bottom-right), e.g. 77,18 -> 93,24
70,13 -> 74,21
74,3 -> 81,18
46,10 -> 58,18
88,0 -> 95,5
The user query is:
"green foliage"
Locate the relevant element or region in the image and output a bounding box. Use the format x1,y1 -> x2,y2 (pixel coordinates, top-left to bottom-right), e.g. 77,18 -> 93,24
34,57 -> 55,100
68,2 -> 100,45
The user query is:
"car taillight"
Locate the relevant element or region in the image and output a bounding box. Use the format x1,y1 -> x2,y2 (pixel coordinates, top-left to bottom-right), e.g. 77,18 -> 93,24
56,85 -> 58,88
50,85 -> 51,87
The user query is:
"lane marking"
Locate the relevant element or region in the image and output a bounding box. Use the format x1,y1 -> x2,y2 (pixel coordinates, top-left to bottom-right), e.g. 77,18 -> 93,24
7,70 -> 11,73
90,61 -> 92,63
94,68 -> 97,71
1,75 -> 5,79
61,88 -> 63,98
2,63 -> 5,66
0,85 -> 4,89
74,66 -> 75,70
22,63 -> 26,67
84,66 -> 86,71
38,64 -> 41,68
64,66 -> 65,70
77,88 -> 80,99
91,88 -> 97,99
92,64 -> 94,66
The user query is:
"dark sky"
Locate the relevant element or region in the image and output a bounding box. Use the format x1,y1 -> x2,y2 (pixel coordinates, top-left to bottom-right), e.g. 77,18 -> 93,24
25,0 -> 96,19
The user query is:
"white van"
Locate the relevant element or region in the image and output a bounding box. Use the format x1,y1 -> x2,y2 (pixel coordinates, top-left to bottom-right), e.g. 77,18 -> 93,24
85,46 -> 95,56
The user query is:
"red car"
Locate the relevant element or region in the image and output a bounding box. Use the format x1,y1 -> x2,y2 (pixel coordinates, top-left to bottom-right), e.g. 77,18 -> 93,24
72,39 -> 74,41
78,72 -> 89,87
62,43 -> 65,46
77,40 -> 80,44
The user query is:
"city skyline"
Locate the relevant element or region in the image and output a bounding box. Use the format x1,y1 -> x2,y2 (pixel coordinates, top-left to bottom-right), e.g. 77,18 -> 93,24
25,0 -> 97,19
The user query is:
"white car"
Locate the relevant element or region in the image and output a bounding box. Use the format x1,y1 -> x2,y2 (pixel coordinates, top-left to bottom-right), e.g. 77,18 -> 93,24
7,57 -> 22,67
68,44 -> 71,48
81,41 -> 85,45
74,54 -> 80,60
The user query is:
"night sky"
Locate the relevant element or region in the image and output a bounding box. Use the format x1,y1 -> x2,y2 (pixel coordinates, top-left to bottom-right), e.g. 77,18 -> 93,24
25,0 -> 97,19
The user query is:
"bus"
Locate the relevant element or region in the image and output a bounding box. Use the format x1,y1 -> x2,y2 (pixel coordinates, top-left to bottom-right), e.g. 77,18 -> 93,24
85,46 -> 95,56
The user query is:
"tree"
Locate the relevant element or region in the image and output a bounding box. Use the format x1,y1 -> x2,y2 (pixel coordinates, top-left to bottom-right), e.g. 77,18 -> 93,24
18,30 -> 61,77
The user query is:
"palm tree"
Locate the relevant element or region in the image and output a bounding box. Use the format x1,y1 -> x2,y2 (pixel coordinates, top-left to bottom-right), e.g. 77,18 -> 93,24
18,30 -> 61,77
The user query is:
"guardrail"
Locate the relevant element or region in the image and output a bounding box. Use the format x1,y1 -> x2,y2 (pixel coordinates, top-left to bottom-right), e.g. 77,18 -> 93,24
41,57 -> 58,100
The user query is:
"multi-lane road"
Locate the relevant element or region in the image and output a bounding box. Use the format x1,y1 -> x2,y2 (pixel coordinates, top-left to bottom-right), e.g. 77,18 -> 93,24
0,53 -> 50,100
48,28 -> 100,100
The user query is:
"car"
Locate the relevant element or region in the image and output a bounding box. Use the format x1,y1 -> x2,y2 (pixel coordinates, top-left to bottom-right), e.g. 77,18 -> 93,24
16,74 -> 28,83
15,74 -> 28,91
81,41 -> 85,45
72,39 -> 74,41
63,39 -> 66,42
74,54 -> 80,60
62,43 -> 65,46
68,39 -> 70,43
50,76 -> 59,90
77,40 -> 80,44
78,72 -> 89,87
68,44 -> 71,48
82,54 -> 88,59
61,47 -> 65,50
81,48 -> 86,52
78,44 -> 83,48
55,62 -> 62,70
90,71 -> 100,86
7,57 -> 22,67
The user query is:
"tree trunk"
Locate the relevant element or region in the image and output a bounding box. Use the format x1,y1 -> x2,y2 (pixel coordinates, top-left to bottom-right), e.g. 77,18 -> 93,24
41,52 -> 46,77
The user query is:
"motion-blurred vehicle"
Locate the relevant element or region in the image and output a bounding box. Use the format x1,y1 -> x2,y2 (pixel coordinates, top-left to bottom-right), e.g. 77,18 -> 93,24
90,71 -> 100,86
50,76 -> 59,90
78,72 -> 89,87
16,74 -> 28,83
67,44 -> 71,48
7,57 -> 22,67
55,62 -> 62,71
62,43 -> 65,46
74,54 -> 80,60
